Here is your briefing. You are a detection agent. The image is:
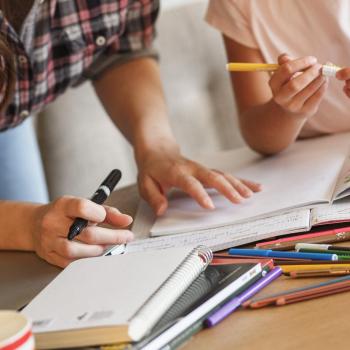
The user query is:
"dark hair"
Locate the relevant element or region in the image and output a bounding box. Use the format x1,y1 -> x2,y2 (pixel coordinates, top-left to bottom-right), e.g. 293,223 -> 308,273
0,36 -> 15,114
0,1 -> 34,113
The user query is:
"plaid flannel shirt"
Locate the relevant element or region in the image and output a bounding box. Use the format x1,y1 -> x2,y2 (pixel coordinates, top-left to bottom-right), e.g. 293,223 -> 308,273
0,0 -> 159,130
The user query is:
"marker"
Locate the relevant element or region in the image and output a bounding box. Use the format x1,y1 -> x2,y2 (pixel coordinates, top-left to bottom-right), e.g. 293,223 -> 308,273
228,248 -> 338,261
296,243 -> 350,253
205,267 -> 282,327
226,62 -> 341,77
67,169 -> 122,240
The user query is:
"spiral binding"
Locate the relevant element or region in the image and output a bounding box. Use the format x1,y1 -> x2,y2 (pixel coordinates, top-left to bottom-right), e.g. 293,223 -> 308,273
128,246 -> 212,341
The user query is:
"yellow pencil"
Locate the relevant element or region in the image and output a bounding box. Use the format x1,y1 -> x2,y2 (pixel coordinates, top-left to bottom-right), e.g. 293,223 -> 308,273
281,264 -> 350,273
226,62 -> 341,76
226,63 -> 279,72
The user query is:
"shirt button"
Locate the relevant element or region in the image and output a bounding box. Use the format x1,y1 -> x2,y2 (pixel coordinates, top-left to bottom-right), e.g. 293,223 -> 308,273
20,110 -> 29,118
95,36 -> 106,47
18,55 -> 27,65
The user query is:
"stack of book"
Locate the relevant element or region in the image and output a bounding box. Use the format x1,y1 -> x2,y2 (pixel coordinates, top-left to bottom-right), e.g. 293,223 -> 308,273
22,247 -> 281,349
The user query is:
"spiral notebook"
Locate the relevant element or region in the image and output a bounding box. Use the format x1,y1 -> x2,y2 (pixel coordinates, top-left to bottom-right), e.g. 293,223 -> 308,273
21,246 -> 212,349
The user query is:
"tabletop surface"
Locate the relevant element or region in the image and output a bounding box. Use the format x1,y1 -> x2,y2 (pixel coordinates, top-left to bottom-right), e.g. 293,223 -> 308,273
1,185 -> 349,350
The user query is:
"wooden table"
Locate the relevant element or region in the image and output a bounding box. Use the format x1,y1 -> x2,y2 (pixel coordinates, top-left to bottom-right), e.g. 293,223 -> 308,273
1,185 -> 349,350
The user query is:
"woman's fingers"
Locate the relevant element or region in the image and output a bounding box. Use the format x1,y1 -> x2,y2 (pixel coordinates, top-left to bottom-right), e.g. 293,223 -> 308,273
239,178 -> 263,192
197,170 -> 246,204
77,226 -> 134,245
45,251 -> 74,268
139,175 -> 168,215
103,206 -> 133,227
59,196 -> 106,223
175,173 -> 215,209
54,238 -> 105,259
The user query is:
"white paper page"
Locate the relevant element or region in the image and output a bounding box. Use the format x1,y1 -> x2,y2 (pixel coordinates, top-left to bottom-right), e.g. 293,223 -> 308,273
311,198 -> 350,226
125,209 -> 310,253
132,199 -> 156,238
332,153 -> 350,200
22,248 -> 193,333
151,133 -> 350,235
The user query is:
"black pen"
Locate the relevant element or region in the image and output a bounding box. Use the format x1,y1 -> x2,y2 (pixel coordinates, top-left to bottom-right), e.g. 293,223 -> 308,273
67,169 -> 122,241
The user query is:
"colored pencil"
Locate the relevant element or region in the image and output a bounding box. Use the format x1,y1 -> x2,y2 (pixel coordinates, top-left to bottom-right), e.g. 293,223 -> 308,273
287,269 -> 350,278
255,228 -> 350,251
243,275 -> 350,308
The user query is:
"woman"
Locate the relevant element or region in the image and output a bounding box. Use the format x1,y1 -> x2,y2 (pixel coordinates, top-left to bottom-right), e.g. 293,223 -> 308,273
0,0 -> 260,267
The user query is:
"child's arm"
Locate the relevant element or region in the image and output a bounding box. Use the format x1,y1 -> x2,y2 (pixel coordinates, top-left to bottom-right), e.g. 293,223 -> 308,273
223,36 -> 328,155
0,198 -> 133,267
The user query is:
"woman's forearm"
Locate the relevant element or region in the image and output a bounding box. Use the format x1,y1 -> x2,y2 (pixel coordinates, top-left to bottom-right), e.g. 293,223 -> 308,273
93,57 -> 179,163
239,99 -> 308,155
0,201 -> 40,251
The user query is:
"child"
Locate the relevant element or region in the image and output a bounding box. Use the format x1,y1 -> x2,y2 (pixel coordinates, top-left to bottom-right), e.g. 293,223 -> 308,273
206,0 -> 350,155
0,0 -> 260,267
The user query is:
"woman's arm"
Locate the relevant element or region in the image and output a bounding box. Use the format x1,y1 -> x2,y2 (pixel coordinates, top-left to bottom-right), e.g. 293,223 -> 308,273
0,198 -> 133,267
93,57 -> 261,215
223,36 -> 328,155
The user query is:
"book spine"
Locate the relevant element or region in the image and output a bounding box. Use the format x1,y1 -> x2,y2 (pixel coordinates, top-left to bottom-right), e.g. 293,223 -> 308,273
160,321 -> 203,350
128,246 -> 212,341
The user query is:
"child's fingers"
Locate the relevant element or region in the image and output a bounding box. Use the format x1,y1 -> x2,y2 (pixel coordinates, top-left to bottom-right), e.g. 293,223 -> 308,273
279,64 -> 322,102
302,80 -> 328,113
284,75 -> 327,113
343,85 -> 350,98
336,67 -> 350,80
277,53 -> 292,65
270,56 -> 317,91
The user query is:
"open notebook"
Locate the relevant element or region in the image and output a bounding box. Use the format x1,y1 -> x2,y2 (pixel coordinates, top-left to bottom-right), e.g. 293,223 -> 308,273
151,132 -> 350,236
21,247 -> 212,349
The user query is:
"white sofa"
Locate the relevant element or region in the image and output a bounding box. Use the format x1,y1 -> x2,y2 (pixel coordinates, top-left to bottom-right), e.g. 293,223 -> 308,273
37,1 -> 243,199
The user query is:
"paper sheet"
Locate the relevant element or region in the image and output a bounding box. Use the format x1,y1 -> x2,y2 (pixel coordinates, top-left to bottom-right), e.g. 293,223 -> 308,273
126,209 -> 310,253
151,133 -> 350,235
311,198 -> 350,225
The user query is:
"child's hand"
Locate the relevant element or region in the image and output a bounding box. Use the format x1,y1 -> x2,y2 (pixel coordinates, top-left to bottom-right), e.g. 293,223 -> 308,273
136,144 -> 262,216
269,54 -> 328,118
32,196 -> 133,267
336,68 -> 350,97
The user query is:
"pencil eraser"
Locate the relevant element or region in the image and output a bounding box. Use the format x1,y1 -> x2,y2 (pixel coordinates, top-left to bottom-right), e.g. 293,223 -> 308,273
322,62 -> 341,77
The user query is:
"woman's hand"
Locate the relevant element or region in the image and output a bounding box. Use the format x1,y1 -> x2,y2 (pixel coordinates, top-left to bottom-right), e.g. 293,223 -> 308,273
32,196 -> 133,268
270,54 -> 328,118
136,144 -> 261,216
336,67 -> 350,97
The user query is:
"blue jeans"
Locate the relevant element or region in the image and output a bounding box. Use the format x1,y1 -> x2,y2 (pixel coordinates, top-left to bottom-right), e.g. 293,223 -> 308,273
0,118 -> 49,203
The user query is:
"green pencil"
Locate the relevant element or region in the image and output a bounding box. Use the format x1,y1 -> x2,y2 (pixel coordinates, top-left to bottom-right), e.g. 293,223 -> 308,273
298,248 -> 350,257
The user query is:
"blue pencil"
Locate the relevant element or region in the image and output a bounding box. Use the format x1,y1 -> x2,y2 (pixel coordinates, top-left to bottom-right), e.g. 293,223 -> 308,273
228,248 -> 338,261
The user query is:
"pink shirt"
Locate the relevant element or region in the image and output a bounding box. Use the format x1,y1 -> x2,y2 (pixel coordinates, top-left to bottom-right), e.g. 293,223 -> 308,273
206,0 -> 350,137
